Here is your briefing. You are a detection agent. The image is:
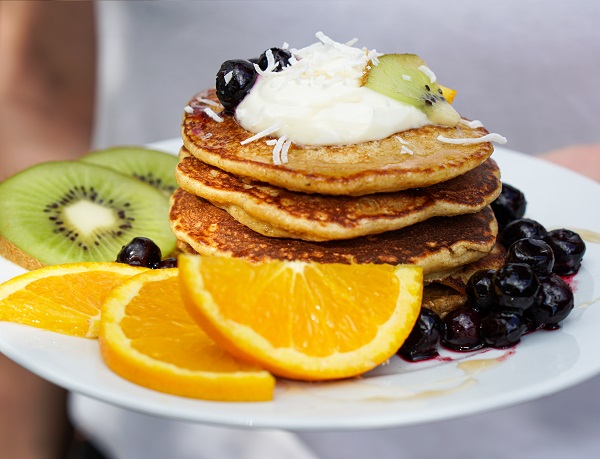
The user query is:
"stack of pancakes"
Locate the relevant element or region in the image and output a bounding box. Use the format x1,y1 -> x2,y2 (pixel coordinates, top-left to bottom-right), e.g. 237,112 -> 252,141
170,90 -> 505,317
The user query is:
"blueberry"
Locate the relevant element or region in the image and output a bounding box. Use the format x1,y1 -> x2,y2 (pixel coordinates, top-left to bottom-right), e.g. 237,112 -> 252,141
215,59 -> 257,111
491,183 -> 527,230
465,269 -> 497,314
544,229 -> 586,276
529,273 -> 574,327
441,307 -> 484,351
506,238 -> 555,275
256,47 -> 292,72
501,218 -> 547,248
116,237 -> 162,268
398,308 -> 441,361
492,263 -> 540,311
481,309 -> 527,348
154,257 -> 178,269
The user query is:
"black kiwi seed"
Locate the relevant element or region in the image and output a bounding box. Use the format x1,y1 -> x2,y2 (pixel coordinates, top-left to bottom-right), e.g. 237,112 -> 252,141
0,161 -> 176,265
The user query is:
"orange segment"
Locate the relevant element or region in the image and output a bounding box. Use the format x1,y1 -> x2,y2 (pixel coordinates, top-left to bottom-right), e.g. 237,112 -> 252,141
0,262 -> 146,338
179,255 -> 423,381
99,268 -> 275,401
440,85 -> 457,104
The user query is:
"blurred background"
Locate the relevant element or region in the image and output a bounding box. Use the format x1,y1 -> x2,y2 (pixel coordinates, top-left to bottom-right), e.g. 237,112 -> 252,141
92,0 -> 600,155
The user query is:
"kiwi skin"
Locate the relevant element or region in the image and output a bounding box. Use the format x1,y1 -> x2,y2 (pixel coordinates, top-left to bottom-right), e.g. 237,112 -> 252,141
0,161 -> 177,268
0,235 -> 45,271
81,146 -> 179,196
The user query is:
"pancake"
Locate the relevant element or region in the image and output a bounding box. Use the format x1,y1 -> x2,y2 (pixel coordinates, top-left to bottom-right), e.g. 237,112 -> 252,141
422,243 -> 506,317
182,90 -> 494,196
424,242 -> 506,293
421,284 -> 468,318
169,188 -> 498,275
177,150 -> 501,241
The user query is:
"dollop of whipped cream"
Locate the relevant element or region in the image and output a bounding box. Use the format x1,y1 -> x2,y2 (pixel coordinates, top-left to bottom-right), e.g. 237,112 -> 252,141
235,32 -> 431,146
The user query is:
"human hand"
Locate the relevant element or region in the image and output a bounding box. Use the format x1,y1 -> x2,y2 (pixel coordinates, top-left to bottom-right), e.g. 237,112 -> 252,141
538,144 -> 600,182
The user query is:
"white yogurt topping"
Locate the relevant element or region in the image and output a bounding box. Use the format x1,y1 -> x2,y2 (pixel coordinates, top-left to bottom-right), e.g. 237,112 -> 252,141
235,32 -> 432,146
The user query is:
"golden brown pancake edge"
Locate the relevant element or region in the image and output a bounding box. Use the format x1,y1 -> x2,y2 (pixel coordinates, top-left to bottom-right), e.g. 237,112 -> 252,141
181,90 -> 495,196
176,150 -> 502,241
169,188 -> 498,275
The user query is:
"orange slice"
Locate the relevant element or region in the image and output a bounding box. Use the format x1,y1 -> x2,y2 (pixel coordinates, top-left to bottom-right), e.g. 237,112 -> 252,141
99,268 -> 275,401
179,255 -> 423,381
440,85 -> 457,104
0,262 -> 146,338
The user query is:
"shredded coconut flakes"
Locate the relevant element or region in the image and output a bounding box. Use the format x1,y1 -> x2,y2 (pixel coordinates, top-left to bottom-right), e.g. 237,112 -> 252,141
437,133 -> 507,145
281,138 -> 292,163
401,145 -> 414,155
418,65 -> 437,83
203,107 -> 224,122
240,122 -> 282,145
459,119 -> 485,129
272,135 -> 288,165
194,97 -> 220,107
254,49 -> 280,76
184,105 -> 194,114
224,71 -> 233,85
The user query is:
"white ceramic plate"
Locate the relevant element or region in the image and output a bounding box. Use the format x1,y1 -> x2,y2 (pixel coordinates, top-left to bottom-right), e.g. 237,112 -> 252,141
0,144 -> 599,431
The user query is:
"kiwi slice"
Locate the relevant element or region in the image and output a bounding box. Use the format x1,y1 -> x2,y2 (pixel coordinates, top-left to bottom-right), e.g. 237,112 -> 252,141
81,146 -> 178,196
0,161 -> 176,266
363,54 -> 460,127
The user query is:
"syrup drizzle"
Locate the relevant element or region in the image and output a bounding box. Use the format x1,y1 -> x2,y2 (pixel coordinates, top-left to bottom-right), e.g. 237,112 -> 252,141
279,349 -> 516,402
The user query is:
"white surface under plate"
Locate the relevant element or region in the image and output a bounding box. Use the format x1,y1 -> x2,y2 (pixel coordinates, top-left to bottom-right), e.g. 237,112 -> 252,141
0,144 -> 599,431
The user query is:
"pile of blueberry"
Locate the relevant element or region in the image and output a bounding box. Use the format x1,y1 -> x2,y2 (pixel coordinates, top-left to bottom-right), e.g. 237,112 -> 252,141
116,237 -> 177,269
215,47 -> 292,111
398,183 -> 586,362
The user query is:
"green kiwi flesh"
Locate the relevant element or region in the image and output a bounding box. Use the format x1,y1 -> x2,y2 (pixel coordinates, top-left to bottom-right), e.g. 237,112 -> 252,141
81,146 -> 178,196
363,54 -> 460,127
0,161 -> 176,265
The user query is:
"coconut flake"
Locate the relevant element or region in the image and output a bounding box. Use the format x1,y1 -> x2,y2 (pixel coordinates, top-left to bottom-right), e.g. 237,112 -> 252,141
194,97 -> 220,107
272,135 -> 288,165
418,65 -> 437,83
437,133 -> 507,145
282,41 -> 289,50
288,55 -> 299,66
240,122 -> 281,145
366,48 -> 383,65
402,74 -> 412,81
184,105 -> 195,114
254,49 -> 280,76
401,145 -> 414,155
345,37 -> 359,46
201,133 -> 213,140
203,107 -> 224,123
316,31 -> 336,45
459,119 -> 485,129
265,139 -> 277,146
395,135 -> 409,145
281,138 -> 292,163
224,71 -> 233,85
